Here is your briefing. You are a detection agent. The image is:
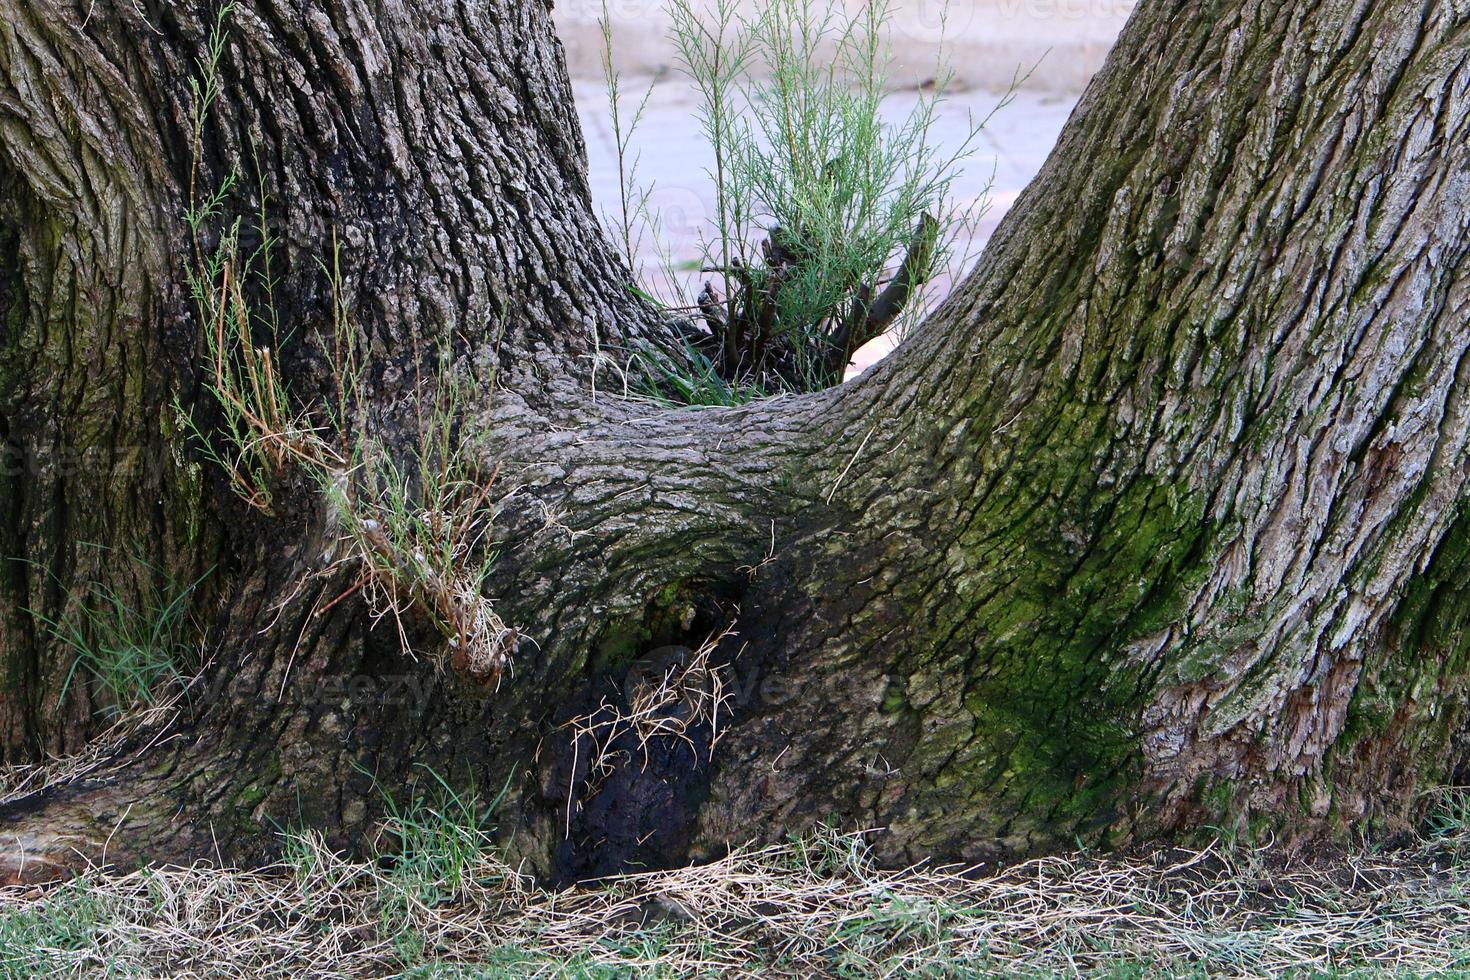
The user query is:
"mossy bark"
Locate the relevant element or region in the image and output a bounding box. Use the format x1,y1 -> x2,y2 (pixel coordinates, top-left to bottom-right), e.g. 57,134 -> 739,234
0,0 -> 1468,881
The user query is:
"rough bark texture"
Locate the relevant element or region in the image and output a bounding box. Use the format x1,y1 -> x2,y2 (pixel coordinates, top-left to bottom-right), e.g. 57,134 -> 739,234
0,0 -> 1468,882
691,0 -> 1470,863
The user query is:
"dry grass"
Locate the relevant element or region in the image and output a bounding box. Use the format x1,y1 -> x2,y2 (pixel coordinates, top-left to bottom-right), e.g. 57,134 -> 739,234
5,811 -> 1470,978
0,690 -> 194,809
558,630 -> 735,833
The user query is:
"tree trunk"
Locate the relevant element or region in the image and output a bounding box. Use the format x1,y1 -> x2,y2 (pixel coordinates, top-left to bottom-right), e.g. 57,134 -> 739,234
1,0 -> 1468,882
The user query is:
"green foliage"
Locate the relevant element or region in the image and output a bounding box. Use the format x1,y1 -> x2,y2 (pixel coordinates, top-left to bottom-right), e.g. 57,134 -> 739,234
26,546 -> 209,717
0,880 -> 114,979
365,766 -> 516,971
611,0 -> 992,397
1425,789 -> 1470,862
627,339 -> 770,407
377,766 -> 511,911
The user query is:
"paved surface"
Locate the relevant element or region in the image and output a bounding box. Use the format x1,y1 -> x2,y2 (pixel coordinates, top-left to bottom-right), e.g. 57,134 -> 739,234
574,80 -> 1083,370
557,0 -> 1137,93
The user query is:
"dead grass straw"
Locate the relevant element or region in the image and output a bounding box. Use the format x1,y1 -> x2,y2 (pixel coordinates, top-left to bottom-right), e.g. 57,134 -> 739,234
5,815 -> 1470,977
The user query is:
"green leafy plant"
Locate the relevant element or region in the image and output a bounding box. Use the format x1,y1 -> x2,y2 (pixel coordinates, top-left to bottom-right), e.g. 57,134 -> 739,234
610,0 -> 993,398
628,338 -> 770,407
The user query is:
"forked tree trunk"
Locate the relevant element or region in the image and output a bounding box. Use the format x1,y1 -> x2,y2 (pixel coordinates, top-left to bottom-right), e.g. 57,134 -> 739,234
0,0 -> 1468,882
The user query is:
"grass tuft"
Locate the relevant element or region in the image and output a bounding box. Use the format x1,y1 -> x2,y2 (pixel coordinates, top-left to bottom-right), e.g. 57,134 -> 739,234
23,546 -> 209,718
177,4 -> 518,687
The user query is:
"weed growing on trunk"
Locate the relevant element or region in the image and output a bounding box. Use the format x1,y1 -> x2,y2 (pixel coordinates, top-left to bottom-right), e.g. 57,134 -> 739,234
178,5 -> 516,688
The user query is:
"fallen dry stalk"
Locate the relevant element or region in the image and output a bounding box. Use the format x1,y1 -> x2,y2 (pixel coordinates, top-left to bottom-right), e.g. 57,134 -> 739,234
558,630 -> 735,832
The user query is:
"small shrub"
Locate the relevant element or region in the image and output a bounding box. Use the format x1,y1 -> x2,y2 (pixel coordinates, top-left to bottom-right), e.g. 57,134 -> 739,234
605,0 -> 992,397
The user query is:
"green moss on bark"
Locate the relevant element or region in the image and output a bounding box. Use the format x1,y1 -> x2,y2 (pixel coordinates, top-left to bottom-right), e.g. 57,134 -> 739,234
896,466 -> 1212,848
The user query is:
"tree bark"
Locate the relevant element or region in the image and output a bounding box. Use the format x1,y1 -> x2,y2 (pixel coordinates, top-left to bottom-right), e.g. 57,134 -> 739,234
0,0 -> 1468,882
